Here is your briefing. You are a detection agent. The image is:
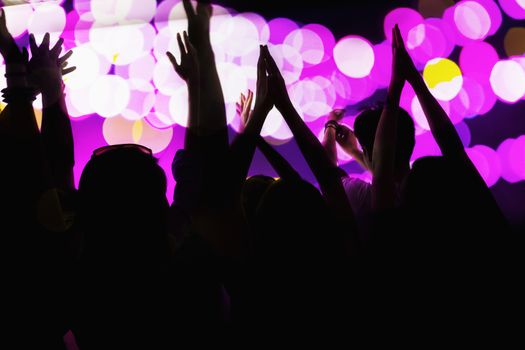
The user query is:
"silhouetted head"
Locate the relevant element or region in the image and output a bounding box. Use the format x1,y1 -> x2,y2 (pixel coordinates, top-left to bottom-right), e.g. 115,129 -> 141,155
241,175 -> 276,228
78,145 -> 169,262
254,179 -> 343,260
354,106 -> 415,170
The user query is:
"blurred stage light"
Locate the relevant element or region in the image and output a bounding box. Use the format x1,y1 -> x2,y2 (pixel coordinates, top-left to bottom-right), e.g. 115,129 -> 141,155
333,36 -> 375,79
423,58 -> 463,101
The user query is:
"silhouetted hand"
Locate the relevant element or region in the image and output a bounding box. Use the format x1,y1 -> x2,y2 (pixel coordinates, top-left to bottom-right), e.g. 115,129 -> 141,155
327,109 -> 344,122
235,90 -> 253,132
167,31 -> 199,82
254,45 -> 273,114
28,33 -> 75,94
336,124 -> 361,156
393,24 -> 419,86
262,46 -> 291,111
0,8 -> 28,65
182,0 -> 212,49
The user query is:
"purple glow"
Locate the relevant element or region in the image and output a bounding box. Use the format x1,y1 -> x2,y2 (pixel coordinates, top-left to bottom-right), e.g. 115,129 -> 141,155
508,135 -> 525,179
384,7 -> 425,44
471,145 -> 502,186
267,18 -> 299,44
409,19 -> 455,66
497,138 -> 523,183
369,41 -> 392,88
466,147 -> 493,186
498,0 -> 525,20
2,1 -> 521,192
460,41 -> 499,84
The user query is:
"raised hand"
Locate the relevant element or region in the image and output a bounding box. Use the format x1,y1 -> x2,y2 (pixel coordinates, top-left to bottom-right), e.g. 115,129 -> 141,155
261,46 -> 291,111
0,8 -> 26,65
28,33 -> 76,95
254,45 -> 273,114
392,24 -> 419,85
167,31 -> 199,82
327,109 -> 344,122
235,90 -> 254,132
336,124 -> 360,154
182,0 -> 212,49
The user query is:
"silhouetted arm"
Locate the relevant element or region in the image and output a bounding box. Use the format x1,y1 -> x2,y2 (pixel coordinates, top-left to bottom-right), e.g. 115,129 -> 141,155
168,31 -> 200,152
397,26 -> 508,228
29,34 -> 76,191
371,26 -> 404,211
183,0 -> 227,146
235,89 -> 300,181
255,136 -> 300,181
263,47 -> 359,252
229,47 -> 272,198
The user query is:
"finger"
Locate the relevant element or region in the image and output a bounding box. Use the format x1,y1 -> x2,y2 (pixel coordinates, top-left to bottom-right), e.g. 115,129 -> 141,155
29,34 -> 39,54
246,89 -> 254,109
62,66 -> 76,76
396,24 -> 406,50
240,93 -> 246,105
58,50 -> 73,65
50,37 -> 64,58
257,45 -> 266,83
166,51 -> 179,68
182,31 -> 193,55
0,9 -> 6,29
177,33 -> 187,56
182,0 -> 196,19
263,45 -> 279,76
41,33 -> 50,50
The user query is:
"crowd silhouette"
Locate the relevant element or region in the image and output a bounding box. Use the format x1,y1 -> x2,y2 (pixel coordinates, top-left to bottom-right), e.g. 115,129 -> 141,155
0,1 -> 520,348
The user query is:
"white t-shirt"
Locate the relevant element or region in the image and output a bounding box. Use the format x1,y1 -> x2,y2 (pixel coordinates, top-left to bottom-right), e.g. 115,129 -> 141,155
342,176 -> 403,240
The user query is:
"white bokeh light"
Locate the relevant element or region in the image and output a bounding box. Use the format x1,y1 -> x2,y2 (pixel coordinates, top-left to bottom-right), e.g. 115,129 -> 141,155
64,45 -> 102,90
3,4 -> 33,38
490,60 -> 525,103
89,75 -> 131,118
28,3 -> 66,45
333,36 -> 375,79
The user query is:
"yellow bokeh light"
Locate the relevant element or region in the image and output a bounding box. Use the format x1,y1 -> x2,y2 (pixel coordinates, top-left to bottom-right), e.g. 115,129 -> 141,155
423,58 -> 463,101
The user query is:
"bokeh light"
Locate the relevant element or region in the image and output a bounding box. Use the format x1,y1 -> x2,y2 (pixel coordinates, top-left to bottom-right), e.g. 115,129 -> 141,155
490,60 -> 525,103
423,58 -> 463,101
504,27 -> 525,57
333,36 -> 375,79
499,0 -> 525,20
1,0 -> 523,190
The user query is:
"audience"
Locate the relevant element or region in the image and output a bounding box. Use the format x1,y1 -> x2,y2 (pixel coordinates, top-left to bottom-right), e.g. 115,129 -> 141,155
0,1 -> 518,347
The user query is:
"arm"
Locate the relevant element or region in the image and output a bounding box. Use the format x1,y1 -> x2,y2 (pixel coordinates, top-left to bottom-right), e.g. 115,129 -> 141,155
335,124 -> 369,171
322,109 -> 344,167
263,47 -> 359,251
0,9 -> 38,142
397,26 -> 508,228
229,46 -> 272,198
255,136 -> 300,181
235,89 -> 300,181
371,25 -> 404,211
167,31 -> 199,152
183,0 -> 227,146
28,34 -> 76,191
